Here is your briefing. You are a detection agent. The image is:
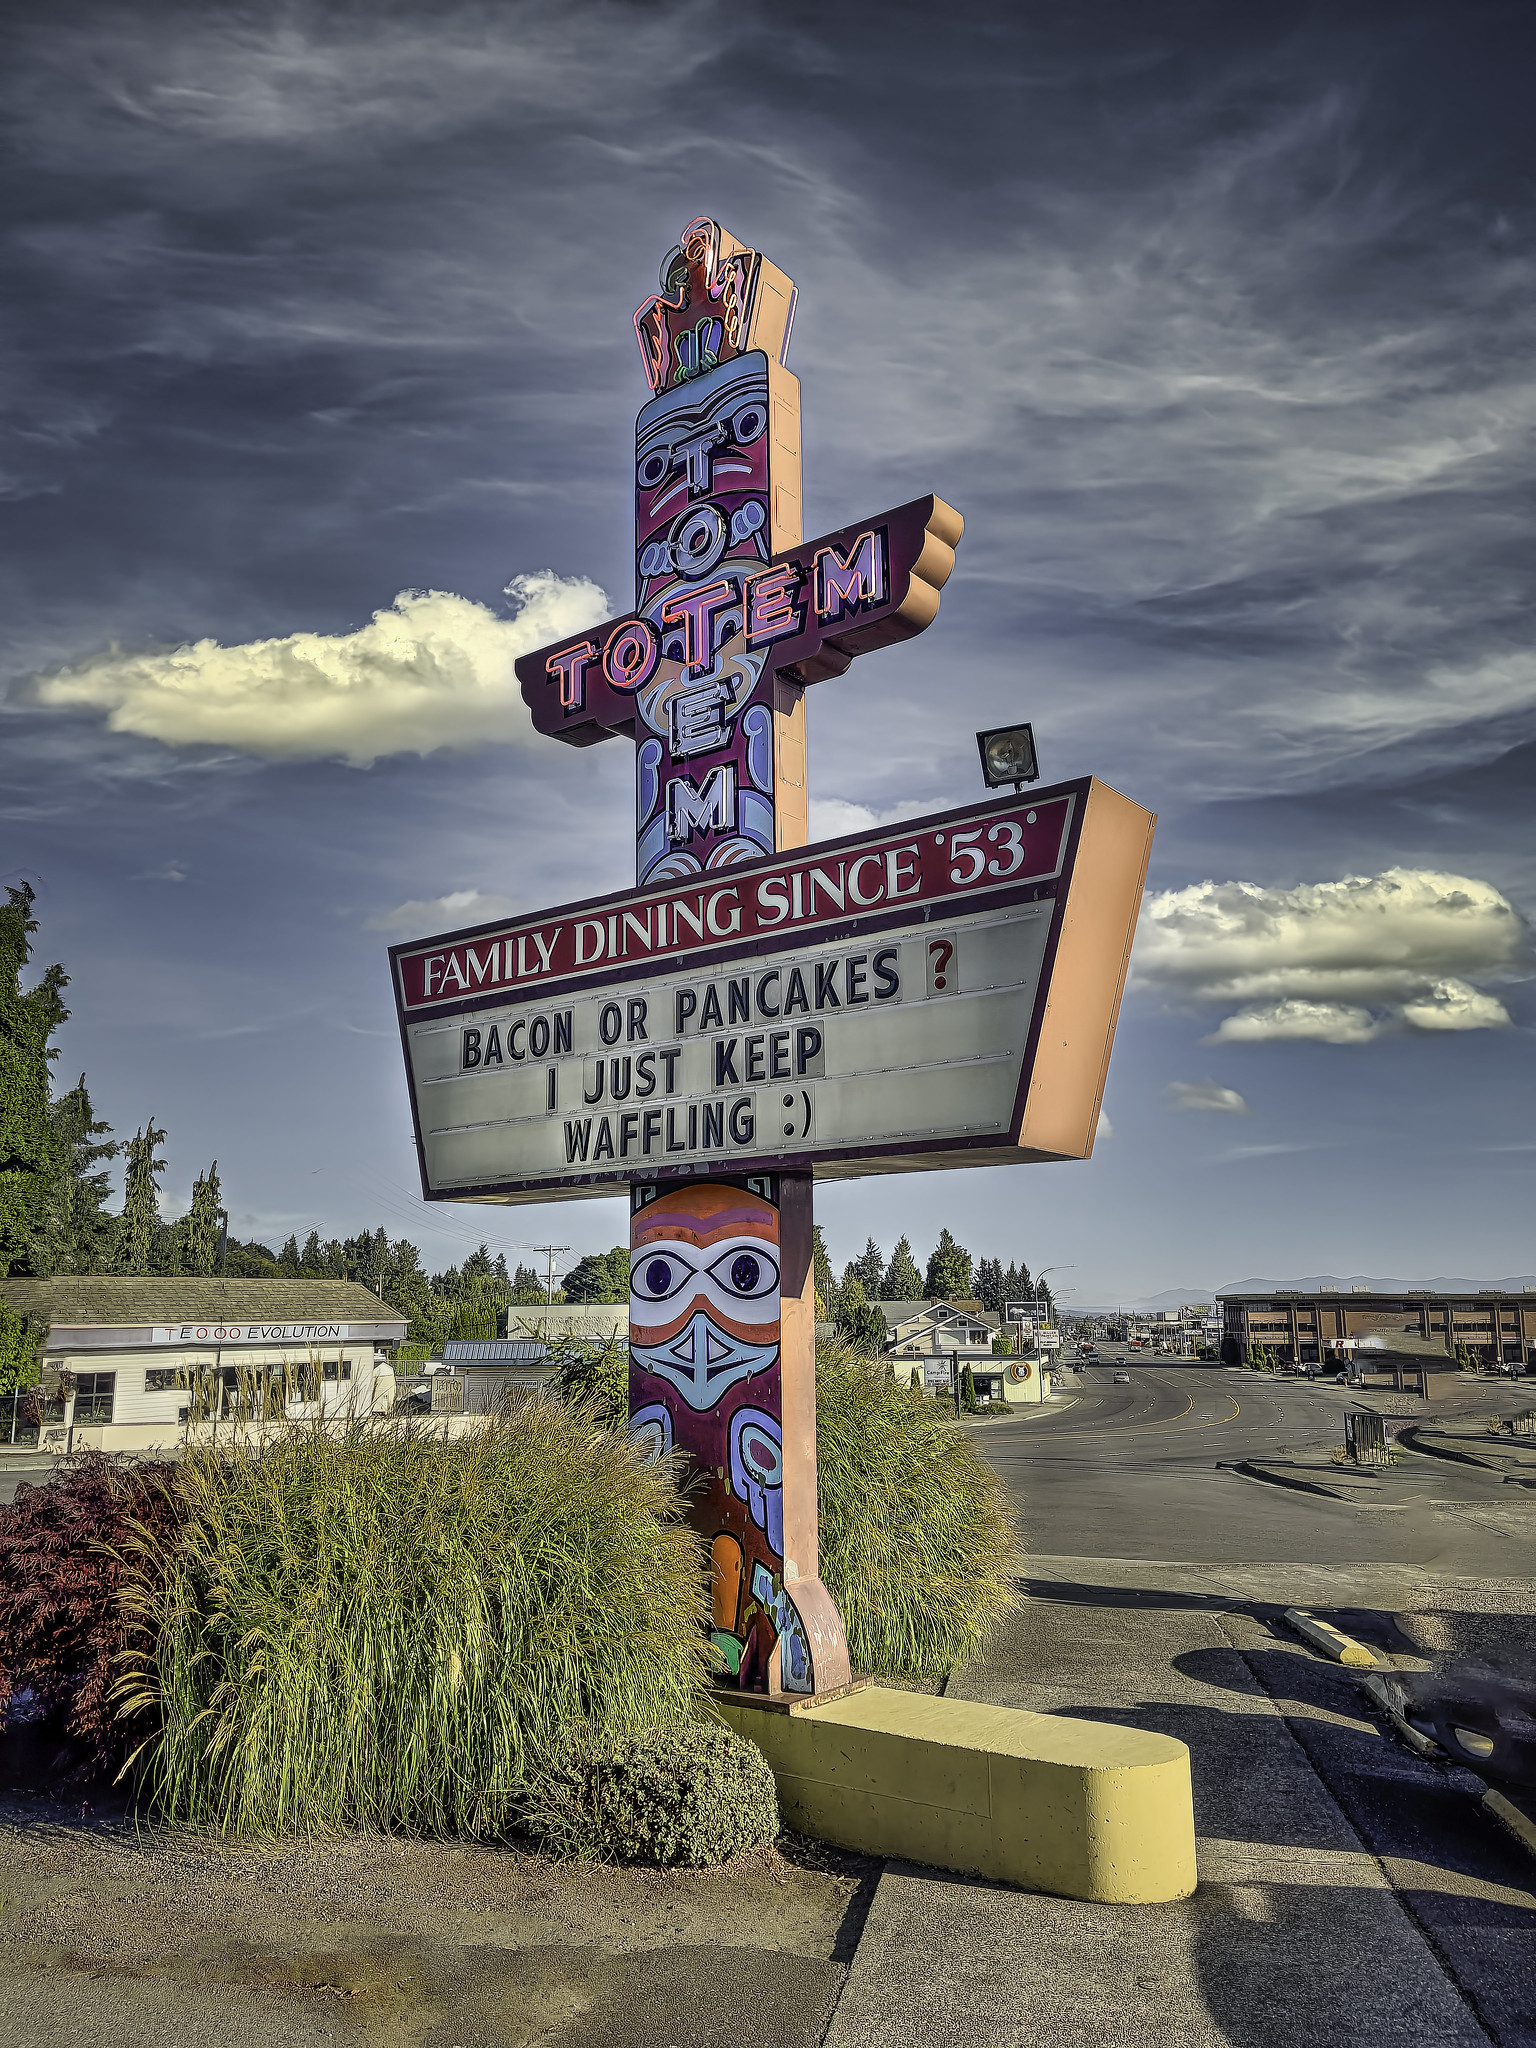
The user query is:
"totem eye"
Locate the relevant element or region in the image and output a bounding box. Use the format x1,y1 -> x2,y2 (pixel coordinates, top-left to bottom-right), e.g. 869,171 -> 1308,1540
705,1245 -> 779,1301
632,1252 -> 694,1302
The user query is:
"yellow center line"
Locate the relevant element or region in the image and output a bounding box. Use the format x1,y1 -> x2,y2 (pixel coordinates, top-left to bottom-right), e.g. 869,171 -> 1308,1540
1005,1388 -> 1242,1445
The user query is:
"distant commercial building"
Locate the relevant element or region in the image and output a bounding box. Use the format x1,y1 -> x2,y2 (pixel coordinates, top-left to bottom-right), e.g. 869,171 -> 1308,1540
0,1277 -> 407,1453
1218,1289 -> 1535,1370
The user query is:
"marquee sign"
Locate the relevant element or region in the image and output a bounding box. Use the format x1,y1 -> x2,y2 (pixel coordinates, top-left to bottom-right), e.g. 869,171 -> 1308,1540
392,776 -> 1151,1203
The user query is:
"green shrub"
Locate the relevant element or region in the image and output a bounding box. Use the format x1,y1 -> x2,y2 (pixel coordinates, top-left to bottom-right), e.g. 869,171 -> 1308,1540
119,1405 -> 711,1836
547,1330 -> 628,1426
520,1721 -> 777,1865
960,1363 -> 979,1412
815,1337 -> 1021,1679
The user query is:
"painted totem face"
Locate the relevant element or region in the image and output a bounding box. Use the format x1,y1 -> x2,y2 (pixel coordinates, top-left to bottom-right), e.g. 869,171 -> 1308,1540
630,1183 -> 796,1684
629,1186 -> 780,1412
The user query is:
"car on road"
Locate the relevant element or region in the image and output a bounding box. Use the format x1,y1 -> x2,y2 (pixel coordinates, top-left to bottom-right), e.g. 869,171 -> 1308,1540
1113,1371 -> 1131,1384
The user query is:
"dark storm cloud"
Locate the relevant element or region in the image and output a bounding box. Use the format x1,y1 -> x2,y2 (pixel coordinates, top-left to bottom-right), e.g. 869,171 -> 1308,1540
2,0 -> 1533,1285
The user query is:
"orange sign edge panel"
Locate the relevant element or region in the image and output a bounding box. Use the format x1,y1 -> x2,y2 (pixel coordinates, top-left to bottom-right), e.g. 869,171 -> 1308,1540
1016,777 -> 1155,1161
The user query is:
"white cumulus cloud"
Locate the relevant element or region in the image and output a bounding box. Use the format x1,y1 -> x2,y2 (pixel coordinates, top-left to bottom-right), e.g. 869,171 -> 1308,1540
31,573 -> 608,767
1209,1000 -> 1382,1046
1166,1078 -> 1250,1113
364,889 -> 522,938
1136,867 -> 1527,1044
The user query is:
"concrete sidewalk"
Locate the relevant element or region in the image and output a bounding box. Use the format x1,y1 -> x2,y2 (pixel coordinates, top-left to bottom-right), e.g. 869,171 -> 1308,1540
823,1557 -> 1536,2048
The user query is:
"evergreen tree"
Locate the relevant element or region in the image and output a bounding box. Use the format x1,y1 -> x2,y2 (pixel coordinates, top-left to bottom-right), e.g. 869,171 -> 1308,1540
149,1214 -> 185,1276
974,1257 -> 1004,1314
0,883 -> 69,1277
563,1245 -> 631,1304
812,1225 -> 837,1320
37,1074 -> 118,1275
852,1237 -> 884,1297
960,1363 -> 979,1412
923,1228 -> 973,1302
1000,1259 -> 1033,1310
277,1234 -> 302,1277
380,1237 -> 434,1332
449,1298 -> 497,1342
299,1229 -> 324,1274
508,1261 -> 546,1306
117,1121 -> 167,1275
833,1274 -> 889,1356
184,1160 -> 223,1276
881,1236 -> 923,1300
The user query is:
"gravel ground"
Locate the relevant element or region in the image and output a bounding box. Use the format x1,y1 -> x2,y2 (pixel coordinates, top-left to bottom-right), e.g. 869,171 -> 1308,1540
0,1788 -> 879,2048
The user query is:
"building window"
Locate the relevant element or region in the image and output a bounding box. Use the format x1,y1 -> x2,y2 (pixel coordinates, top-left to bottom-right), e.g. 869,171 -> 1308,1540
321,1358 -> 353,1382
145,1367 -> 180,1393
72,1372 -> 116,1424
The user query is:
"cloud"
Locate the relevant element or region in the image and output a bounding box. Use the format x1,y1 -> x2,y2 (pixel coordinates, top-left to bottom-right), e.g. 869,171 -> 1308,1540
1095,1109 -> 1113,1140
1166,1079 -> 1250,1114
1136,868 -> 1527,1043
364,888 -> 521,938
30,574 -> 608,767
1209,1000 -> 1382,1047
807,797 -> 918,841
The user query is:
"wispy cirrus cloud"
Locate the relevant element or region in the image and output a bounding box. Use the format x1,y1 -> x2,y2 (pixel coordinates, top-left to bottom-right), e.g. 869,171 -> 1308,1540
1166,1079 -> 1249,1114
364,888 -> 521,938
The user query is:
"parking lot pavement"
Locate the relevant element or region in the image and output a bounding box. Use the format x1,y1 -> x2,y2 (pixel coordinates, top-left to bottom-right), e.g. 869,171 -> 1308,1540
0,1453 -> 57,1504
825,1559 -> 1536,2048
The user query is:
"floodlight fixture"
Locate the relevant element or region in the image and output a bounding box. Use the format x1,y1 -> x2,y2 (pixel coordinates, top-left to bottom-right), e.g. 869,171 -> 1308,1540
976,722 -> 1039,791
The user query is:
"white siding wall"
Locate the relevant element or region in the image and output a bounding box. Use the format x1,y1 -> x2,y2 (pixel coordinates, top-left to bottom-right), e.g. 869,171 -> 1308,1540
60,1343 -> 382,1444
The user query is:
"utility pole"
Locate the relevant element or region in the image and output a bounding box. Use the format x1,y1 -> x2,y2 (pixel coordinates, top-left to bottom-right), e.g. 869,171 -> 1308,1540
532,1245 -> 569,1306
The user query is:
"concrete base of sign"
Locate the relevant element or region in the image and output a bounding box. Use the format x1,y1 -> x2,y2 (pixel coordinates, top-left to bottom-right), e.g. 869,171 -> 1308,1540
715,1685 -> 1196,1905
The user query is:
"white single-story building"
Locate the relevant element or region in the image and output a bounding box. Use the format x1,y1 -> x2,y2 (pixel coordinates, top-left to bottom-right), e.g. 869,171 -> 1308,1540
0,1277 -> 407,1454
424,1337 -> 556,1413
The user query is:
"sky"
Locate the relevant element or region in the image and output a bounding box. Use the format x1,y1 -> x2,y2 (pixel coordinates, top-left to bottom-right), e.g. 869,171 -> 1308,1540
3,0 -> 1534,1305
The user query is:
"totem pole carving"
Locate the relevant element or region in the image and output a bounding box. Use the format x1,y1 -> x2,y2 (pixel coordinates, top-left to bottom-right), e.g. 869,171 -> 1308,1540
517,218 -> 965,1695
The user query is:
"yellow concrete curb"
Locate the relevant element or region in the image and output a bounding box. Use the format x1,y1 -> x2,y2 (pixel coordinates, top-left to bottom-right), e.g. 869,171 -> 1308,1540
1284,1608 -> 1376,1667
718,1685 -> 1197,1904
1483,1789 -> 1536,1860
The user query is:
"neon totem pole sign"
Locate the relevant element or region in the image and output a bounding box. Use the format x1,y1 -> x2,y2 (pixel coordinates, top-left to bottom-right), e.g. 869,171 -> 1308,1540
516,217 -> 965,1696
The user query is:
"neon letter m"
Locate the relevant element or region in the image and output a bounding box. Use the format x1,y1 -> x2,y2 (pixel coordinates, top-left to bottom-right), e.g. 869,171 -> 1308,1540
814,529 -> 887,622
666,764 -> 737,845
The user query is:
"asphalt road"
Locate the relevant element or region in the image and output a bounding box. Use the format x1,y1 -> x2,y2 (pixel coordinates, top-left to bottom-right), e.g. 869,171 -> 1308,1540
836,1354 -> 1536,2047
986,1358 -> 1536,1576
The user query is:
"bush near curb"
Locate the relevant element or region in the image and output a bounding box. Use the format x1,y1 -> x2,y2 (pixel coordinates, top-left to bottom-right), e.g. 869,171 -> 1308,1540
815,1336 -> 1022,1678
520,1721 -> 778,1865
118,1406 -> 712,1836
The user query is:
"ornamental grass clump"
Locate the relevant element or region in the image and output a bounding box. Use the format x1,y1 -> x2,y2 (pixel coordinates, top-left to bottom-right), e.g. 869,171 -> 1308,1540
520,1722 -> 778,1865
119,1405 -> 712,1836
815,1336 -> 1022,1679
